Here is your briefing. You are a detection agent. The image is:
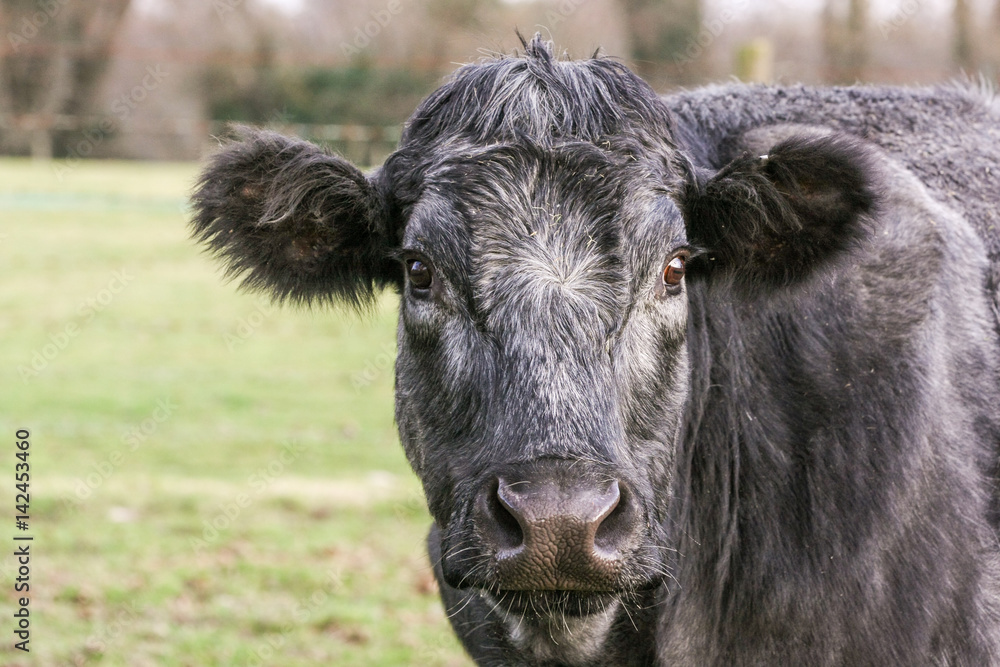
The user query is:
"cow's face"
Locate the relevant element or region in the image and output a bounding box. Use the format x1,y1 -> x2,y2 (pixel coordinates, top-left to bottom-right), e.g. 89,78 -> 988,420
374,51 -> 699,614
191,37 -> 876,639
391,140 -> 689,606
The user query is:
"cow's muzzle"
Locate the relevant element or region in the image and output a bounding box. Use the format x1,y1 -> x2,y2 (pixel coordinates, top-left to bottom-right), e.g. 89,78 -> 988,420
466,460 -> 643,592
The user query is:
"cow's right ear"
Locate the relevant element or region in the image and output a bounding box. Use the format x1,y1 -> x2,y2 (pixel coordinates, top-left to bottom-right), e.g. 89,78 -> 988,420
678,133 -> 878,287
190,127 -> 399,307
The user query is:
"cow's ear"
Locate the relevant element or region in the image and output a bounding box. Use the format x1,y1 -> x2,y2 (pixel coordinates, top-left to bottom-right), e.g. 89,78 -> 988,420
190,127 -> 399,308
679,134 -> 878,286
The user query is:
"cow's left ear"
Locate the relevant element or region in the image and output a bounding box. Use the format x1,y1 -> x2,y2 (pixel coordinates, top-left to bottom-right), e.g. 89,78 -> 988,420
679,133 -> 879,286
190,127 -> 399,308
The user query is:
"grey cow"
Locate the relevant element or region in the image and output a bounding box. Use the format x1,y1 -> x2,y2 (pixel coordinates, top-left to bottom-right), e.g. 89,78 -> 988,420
191,36 -> 1000,666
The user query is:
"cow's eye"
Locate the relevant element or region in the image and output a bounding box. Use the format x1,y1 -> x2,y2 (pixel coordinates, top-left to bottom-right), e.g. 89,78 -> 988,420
662,254 -> 686,290
407,258 -> 433,291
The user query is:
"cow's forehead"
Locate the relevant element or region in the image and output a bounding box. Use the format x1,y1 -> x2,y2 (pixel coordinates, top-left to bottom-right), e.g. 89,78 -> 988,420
382,43 -> 687,295
403,142 -> 687,334
465,144 -> 629,334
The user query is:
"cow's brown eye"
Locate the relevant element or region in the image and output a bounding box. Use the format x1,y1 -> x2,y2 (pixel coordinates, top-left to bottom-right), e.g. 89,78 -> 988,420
663,255 -> 686,289
407,259 -> 433,290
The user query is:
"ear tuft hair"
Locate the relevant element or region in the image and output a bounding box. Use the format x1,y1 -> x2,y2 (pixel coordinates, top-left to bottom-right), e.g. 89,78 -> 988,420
190,127 -> 397,308
680,133 -> 880,287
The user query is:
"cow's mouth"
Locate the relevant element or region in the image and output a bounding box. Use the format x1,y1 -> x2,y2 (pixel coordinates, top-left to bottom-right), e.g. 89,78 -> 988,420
481,589 -> 624,619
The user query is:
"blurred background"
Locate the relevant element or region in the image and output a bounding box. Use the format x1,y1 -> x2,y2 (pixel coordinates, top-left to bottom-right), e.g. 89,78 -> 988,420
1,1 -> 998,666
1,0 -> 999,166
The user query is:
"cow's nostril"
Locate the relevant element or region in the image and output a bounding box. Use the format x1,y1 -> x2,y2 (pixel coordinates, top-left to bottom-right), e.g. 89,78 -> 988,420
593,481 -> 635,557
479,478 -> 524,551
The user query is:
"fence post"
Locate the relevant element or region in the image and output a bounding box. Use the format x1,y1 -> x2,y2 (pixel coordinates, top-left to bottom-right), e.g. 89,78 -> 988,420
734,38 -> 774,83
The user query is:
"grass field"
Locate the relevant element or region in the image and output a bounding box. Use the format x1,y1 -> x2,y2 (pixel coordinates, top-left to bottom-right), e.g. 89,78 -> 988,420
0,157 -> 469,665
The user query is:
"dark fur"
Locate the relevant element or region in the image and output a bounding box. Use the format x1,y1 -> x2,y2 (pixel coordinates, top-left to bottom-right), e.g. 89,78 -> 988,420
681,134 -> 879,287
191,36 -> 1000,666
191,126 -> 398,307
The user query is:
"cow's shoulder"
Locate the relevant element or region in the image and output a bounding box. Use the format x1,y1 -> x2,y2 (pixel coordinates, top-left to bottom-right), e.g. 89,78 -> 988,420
662,82 -> 996,158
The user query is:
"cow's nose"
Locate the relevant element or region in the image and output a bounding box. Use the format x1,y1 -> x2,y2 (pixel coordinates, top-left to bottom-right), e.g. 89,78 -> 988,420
474,470 -> 640,590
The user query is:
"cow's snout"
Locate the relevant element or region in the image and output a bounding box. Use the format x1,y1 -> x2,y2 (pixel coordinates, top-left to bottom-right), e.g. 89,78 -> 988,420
473,464 -> 641,591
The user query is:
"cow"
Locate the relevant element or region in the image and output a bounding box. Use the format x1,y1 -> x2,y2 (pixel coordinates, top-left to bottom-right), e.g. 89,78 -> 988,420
190,35 -> 1000,666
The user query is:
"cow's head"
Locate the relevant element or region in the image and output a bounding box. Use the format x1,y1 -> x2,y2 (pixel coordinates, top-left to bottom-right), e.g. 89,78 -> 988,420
191,36 -> 875,650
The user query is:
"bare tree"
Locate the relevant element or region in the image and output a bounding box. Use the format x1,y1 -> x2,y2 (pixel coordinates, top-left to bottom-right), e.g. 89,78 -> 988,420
844,0 -> 868,80
821,0 -> 839,79
823,0 -> 868,83
0,0 -> 131,158
993,0 -> 1000,71
953,0 -> 975,70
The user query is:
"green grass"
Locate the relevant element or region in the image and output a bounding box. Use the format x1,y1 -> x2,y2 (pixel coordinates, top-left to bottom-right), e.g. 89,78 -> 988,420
0,157 -> 468,665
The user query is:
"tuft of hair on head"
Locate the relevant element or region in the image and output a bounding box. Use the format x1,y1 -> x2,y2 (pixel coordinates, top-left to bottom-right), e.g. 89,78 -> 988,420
392,31 -> 676,157
189,126 -> 398,310
519,30 -> 555,61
